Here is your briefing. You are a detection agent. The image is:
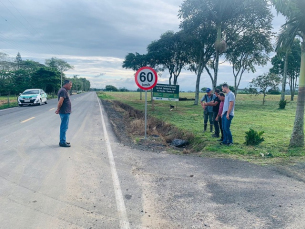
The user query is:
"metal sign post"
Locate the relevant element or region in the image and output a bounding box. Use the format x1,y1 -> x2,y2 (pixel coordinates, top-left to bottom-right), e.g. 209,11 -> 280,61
144,90 -> 148,139
134,66 -> 158,139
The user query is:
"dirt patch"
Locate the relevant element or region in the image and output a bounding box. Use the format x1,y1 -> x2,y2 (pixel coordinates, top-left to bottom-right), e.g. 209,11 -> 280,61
101,99 -> 194,153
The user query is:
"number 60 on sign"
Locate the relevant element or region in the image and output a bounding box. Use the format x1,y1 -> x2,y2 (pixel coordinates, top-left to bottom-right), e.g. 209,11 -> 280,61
135,67 -> 158,90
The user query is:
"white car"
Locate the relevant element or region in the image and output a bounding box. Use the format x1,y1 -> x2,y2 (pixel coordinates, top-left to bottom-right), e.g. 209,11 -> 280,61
18,89 -> 48,106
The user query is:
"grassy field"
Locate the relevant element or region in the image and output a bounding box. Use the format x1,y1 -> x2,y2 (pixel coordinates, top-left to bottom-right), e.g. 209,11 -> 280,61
98,91 -> 305,162
0,96 -> 18,109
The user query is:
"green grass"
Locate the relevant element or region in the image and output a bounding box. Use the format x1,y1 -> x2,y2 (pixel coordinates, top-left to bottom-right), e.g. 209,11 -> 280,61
97,91 -> 305,161
0,96 -> 18,109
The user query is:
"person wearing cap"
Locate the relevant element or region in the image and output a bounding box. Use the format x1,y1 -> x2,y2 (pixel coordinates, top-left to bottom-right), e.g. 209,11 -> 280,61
203,89 -> 221,138
200,88 -> 216,132
55,80 -> 73,147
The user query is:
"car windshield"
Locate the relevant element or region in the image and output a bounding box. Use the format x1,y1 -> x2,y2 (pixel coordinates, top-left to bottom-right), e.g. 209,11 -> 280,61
23,90 -> 39,95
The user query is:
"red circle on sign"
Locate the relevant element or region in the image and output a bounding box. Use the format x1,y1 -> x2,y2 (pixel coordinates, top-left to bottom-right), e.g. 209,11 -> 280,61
135,66 -> 158,90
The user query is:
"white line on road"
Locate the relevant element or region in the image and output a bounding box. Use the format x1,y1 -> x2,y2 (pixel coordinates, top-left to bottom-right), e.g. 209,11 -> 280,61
49,108 -> 55,111
96,95 -> 130,229
21,117 -> 35,123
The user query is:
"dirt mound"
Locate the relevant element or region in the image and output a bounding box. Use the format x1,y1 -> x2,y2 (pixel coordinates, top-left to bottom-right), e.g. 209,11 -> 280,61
101,99 -> 194,153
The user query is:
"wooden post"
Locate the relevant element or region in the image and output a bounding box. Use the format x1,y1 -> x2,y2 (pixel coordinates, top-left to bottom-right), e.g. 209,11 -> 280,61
7,94 -> 10,107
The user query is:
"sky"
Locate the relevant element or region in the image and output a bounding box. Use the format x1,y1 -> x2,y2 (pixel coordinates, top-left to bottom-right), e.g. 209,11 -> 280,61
0,0 -> 286,91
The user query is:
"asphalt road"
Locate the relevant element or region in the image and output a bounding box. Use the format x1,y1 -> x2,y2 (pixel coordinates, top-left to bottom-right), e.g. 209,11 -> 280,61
1,91 -> 305,229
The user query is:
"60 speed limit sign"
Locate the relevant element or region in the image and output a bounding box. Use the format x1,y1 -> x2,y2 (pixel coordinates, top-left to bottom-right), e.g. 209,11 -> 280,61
135,66 -> 158,90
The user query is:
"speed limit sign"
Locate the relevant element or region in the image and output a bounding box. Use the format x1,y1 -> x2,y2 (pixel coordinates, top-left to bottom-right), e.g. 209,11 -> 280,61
135,66 -> 158,90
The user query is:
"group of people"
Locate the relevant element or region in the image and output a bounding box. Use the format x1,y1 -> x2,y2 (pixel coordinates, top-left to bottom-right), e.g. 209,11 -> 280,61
55,81 -> 235,148
200,83 -> 235,146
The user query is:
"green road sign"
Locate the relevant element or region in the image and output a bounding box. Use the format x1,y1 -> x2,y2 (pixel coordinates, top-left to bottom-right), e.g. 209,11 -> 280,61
153,84 -> 179,101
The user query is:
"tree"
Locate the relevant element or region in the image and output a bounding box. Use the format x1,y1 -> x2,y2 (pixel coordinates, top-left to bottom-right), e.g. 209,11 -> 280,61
31,68 -> 61,93
45,57 -> 74,87
178,11 -> 216,105
68,76 -> 90,92
119,87 -> 129,92
180,0 -> 241,91
272,0 -> 305,147
105,85 -> 118,91
250,73 -> 281,105
122,53 -> 151,71
179,0 -> 272,104
11,69 -> 31,94
270,39 -> 301,101
15,52 -> 22,70
147,31 -> 189,85
226,24 -> 273,97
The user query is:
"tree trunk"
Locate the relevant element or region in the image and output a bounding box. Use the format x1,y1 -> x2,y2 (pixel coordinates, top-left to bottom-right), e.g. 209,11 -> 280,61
289,41 -> 305,147
281,49 -> 289,101
234,76 -> 238,98
290,77 -> 294,101
194,65 -> 205,106
174,74 -> 179,85
212,25 -> 222,91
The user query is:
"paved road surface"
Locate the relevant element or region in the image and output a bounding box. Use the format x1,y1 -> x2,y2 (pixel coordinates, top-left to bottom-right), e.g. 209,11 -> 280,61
1,92 -> 305,228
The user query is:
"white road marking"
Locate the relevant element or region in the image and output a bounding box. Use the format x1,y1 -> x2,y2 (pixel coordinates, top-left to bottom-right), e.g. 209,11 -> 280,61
21,117 -> 35,123
96,95 -> 130,229
49,108 -> 55,111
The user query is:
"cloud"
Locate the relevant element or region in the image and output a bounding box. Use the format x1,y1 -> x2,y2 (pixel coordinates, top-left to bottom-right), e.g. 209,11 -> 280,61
0,0 -> 289,91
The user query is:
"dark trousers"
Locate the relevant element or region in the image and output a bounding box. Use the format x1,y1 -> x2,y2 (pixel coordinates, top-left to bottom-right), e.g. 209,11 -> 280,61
218,116 -> 223,140
213,112 -> 220,136
204,111 -> 213,125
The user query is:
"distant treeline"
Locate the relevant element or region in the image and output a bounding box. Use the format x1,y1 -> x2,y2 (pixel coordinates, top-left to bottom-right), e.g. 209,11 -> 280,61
0,52 -> 90,95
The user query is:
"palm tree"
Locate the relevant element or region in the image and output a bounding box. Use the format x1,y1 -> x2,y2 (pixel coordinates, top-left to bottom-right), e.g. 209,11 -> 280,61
272,0 -> 305,147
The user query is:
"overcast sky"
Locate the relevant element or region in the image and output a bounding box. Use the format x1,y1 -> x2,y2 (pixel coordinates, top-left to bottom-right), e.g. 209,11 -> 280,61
0,0 -> 286,91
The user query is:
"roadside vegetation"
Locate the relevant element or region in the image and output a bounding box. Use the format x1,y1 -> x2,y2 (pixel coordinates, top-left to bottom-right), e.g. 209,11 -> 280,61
98,91 -> 305,163
0,96 -> 18,109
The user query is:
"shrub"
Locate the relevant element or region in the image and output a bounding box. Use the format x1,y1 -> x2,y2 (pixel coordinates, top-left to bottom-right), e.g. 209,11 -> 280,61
245,128 -> 264,145
279,99 -> 287,109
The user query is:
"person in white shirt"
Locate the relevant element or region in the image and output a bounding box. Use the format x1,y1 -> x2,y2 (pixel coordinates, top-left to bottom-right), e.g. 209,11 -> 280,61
220,83 -> 235,146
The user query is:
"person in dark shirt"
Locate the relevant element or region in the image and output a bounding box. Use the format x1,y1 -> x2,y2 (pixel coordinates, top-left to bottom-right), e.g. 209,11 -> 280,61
215,93 -> 225,141
55,80 -> 73,147
203,89 -> 220,137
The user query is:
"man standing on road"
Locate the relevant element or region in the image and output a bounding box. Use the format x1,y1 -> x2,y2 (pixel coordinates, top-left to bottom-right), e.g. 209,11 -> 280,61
55,80 -> 73,147
220,83 -> 235,146
203,89 -> 221,138
200,88 -> 216,132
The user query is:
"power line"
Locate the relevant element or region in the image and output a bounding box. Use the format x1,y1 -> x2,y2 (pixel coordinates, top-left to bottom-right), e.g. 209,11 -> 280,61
0,0 -> 64,62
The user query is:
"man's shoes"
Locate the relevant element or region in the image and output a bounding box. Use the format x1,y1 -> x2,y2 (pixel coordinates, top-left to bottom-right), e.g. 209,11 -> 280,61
227,143 -> 234,146
59,142 -> 71,147
219,142 -> 227,145
217,138 -> 223,141
212,134 -> 219,138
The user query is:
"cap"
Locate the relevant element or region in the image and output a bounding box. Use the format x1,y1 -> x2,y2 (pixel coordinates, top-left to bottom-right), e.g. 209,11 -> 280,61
206,88 -> 211,93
